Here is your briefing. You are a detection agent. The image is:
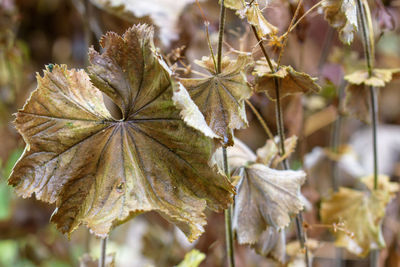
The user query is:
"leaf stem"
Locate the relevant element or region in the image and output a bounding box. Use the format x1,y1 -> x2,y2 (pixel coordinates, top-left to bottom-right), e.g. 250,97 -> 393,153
250,23 -> 310,267
99,237 -> 107,267
356,0 -> 379,265
217,0 -> 226,74
245,99 -> 275,141
218,2 -> 235,266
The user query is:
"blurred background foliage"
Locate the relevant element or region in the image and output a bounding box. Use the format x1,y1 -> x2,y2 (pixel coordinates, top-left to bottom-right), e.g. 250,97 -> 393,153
0,0 -> 400,266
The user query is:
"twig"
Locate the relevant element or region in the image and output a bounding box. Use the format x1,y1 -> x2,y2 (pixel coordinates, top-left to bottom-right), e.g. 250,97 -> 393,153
245,99 -> 275,141
99,237 -> 107,267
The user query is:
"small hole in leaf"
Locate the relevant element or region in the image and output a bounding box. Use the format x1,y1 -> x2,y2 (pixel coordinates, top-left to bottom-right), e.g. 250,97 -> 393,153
116,182 -> 125,193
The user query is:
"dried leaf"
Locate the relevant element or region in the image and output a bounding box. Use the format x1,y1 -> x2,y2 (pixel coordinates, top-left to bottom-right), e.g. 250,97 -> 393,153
245,3 -> 278,38
256,136 -> 298,168
320,187 -> 393,256
321,0 -> 358,44
176,249 -> 206,267
344,84 -> 371,123
180,54 -> 252,145
80,253 -> 115,267
361,175 -> 399,197
9,25 -> 234,241
345,68 -> 400,87
232,164 -> 306,244
254,60 -> 321,100
286,239 -> 319,267
220,0 -> 244,11
89,0 -> 200,46
252,227 -> 286,263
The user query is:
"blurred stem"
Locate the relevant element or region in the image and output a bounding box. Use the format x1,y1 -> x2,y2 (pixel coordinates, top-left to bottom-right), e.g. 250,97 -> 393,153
218,2 -> 235,267
318,27 -> 334,74
356,0 -> 379,265
217,0 -> 226,74
250,23 -> 310,267
245,99 -> 275,141
99,237 -> 107,267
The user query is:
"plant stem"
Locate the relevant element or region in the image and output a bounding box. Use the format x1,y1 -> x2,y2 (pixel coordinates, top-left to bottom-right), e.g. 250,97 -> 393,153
99,237 -> 107,267
217,0 -> 226,74
356,0 -> 379,265
245,99 -> 275,141
218,2 -> 235,266
251,23 -> 310,267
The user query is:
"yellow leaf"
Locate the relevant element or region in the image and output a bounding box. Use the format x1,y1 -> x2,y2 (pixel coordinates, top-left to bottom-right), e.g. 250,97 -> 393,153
256,136 -> 298,168
361,175 -> 399,197
254,60 -> 321,100
9,25 -> 234,241
321,0 -> 358,44
320,187 -> 391,257
176,249 -> 205,267
345,68 -> 400,87
219,0 -> 245,11
180,54 -> 252,145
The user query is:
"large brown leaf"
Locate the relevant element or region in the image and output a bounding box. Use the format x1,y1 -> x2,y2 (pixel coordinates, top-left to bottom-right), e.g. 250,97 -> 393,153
9,25 -> 234,241
180,55 -> 252,146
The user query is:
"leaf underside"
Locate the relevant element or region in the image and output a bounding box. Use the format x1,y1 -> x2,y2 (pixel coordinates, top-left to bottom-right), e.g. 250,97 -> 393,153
9,25 -> 234,241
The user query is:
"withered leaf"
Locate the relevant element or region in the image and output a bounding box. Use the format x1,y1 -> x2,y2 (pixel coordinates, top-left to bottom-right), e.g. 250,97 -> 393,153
180,54 -> 252,145
320,187 -> 395,257
9,25 -> 234,241
345,68 -> 400,87
219,0 -> 244,11
176,249 -> 206,267
232,164 -> 306,244
256,135 -> 297,168
321,0 -> 358,44
245,3 -> 278,38
252,227 -> 286,263
344,69 -> 400,123
80,253 -> 115,267
253,60 -> 321,100
361,174 -> 399,198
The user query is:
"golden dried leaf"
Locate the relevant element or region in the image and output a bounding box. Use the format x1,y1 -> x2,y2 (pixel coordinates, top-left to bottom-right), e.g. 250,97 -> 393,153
9,25 -> 234,241
321,0 -> 358,44
345,68 -> 400,87
361,175 -> 399,198
320,187 -> 392,256
232,164 -> 306,244
254,60 -> 321,100
176,249 -> 206,267
343,84 -> 371,123
245,3 -> 278,38
219,0 -> 244,11
180,54 -> 252,145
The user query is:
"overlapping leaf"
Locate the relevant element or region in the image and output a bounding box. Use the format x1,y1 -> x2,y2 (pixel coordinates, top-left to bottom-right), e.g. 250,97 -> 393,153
252,227 -> 286,263
344,68 -> 400,122
232,164 -> 306,244
180,55 -> 252,145
253,60 -> 321,100
220,0 -> 244,11
8,25 -> 234,241
321,0 -> 358,44
256,135 -> 297,168
245,3 -> 278,38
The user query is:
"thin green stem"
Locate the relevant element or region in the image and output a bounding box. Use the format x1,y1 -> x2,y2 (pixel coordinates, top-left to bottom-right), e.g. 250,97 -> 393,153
217,0 -> 226,74
250,23 -> 310,267
99,237 -> 107,267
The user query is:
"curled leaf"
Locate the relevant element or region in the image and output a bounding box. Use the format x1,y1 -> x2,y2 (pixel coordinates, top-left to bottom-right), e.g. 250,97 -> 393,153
232,164 -> 306,244
254,60 -> 321,100
320,187 -> 393,256
245,3 -> 278,38
321,0 -> 358,44
9,25 -> 234,241
180,54 -> 252,145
